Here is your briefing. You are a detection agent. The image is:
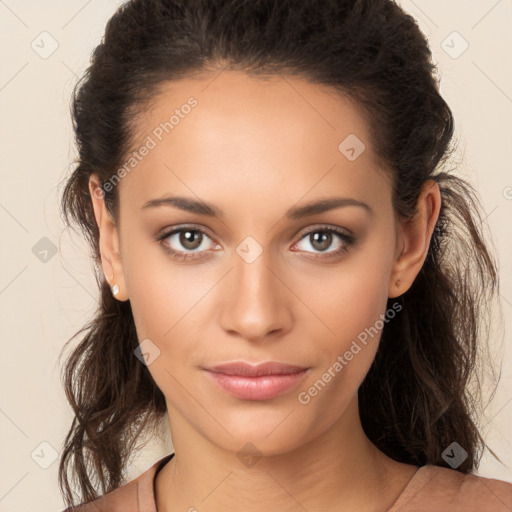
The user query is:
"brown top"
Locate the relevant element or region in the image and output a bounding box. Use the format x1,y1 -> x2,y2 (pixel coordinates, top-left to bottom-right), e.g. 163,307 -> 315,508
62,453 -> 512,511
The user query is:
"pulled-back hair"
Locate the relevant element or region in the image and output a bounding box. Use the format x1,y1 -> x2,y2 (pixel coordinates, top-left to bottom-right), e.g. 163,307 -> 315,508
58,0 -> 502,506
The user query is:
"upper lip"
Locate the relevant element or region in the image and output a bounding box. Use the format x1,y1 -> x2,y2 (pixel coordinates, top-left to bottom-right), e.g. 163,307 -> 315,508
204,361 -> 309,377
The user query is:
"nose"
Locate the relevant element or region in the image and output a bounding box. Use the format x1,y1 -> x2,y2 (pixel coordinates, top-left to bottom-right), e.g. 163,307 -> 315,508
219,249 -> 293,344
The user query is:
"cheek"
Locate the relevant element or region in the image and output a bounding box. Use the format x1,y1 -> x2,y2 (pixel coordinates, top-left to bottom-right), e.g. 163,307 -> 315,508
123,241 -> 227,403
295,272 -> 388,427
301,238 -> 394,348
122,236 -> 209,336
295,232 -> 394,400
124,255 -> 206,404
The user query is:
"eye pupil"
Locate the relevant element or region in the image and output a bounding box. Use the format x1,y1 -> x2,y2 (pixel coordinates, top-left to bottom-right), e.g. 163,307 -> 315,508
180,230 -> 202,250
311,231 -> 332,251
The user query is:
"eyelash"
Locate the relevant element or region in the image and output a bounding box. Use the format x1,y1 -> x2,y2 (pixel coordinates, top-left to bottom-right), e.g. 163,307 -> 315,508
155,224 -> 355,262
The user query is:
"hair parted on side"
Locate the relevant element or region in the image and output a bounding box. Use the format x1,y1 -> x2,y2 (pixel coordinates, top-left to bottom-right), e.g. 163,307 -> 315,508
58,0 -> 503,506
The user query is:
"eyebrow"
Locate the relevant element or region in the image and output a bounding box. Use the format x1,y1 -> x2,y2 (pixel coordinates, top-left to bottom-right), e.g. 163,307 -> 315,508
141,195 -> 373,219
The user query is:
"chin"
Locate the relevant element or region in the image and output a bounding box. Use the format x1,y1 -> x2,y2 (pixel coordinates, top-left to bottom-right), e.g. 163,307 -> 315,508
197,410 -> 316,458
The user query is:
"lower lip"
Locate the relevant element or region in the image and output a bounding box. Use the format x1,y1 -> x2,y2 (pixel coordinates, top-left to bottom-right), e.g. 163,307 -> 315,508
205,370 -> 308,400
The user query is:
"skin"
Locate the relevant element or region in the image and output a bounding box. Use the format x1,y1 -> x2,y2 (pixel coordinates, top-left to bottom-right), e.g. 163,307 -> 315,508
89,70 -> 441,511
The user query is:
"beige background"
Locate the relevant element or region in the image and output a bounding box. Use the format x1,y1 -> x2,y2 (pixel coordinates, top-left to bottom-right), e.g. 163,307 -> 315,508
0,1 -> 511,510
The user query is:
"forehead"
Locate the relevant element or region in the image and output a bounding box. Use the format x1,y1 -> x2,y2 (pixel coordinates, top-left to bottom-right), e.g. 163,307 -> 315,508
119,70 -> 391,214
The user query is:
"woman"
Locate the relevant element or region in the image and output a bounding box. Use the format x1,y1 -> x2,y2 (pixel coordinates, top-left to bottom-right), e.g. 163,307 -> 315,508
58,0 -> 512,510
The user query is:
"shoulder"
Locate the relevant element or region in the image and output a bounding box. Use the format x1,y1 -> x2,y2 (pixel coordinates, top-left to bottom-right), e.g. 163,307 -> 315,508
59,478 -> 139,511
390,464 -> 512,512
59,453 -> 174,512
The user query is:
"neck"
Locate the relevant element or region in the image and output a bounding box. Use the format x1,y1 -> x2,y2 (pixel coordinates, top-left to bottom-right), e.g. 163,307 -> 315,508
155,396 -> 417,512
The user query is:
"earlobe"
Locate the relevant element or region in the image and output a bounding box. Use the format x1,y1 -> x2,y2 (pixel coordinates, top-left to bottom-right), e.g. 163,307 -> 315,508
388,179 -> 441,298
88,175 -> 129,302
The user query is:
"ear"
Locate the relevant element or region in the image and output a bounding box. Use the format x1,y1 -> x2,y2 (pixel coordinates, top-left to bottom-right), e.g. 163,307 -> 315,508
388,179 -> 441,298
88,174 -> 129,301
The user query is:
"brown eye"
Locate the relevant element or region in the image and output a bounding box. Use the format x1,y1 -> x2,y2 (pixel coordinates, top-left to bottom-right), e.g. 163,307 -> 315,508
178,230 -> 203,250
156,225 -> 220,262
292,226 -> 355,260
309,231 -> 333,252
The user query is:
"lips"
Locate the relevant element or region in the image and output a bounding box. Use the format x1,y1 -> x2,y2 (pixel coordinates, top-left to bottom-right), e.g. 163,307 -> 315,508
203,361 -> 310,400
204,361 -> 309,377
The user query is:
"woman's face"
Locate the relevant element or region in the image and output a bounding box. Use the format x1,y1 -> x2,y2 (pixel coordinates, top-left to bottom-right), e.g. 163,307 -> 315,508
100,71 -> 404,455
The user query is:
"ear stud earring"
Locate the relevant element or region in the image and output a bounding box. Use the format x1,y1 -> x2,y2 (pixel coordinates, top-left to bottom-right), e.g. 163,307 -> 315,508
109,273 -> 120,297
395,278 -> 401,287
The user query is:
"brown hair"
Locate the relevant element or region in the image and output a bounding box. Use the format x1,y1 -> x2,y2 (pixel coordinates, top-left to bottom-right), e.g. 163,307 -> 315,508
58,0 -> 503,506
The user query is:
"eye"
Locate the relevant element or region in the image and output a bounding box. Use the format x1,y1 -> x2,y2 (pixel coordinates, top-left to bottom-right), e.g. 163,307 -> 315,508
156,225 -> 220,261
291,225 -> 355,260
155,224 -> 355,262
